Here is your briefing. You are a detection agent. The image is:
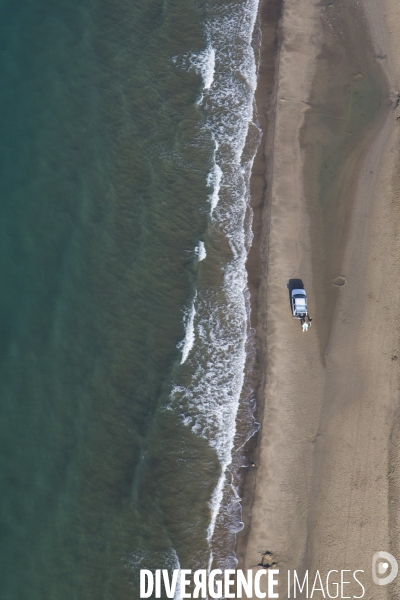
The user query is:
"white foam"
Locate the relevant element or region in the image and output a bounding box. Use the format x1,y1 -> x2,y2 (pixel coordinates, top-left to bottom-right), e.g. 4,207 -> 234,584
202,45 -> 216,90
207,469 -> 227,543
195,241 -> 207,261
170,548 -> 182,600
207,141 -> 223,214
171,0 -> 261,571
191,44 -> 216,90
177,292 -> 197,365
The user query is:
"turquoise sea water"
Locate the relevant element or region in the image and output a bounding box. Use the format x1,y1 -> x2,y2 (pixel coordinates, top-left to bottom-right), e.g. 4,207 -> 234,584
0,0 -> 260,598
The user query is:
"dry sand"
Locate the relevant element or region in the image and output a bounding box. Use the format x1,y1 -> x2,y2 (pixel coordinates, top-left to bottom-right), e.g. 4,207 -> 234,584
240,0 -> 400,597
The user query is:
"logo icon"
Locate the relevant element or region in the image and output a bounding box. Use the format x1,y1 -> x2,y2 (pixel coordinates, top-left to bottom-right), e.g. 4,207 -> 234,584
372,551 -> 398,586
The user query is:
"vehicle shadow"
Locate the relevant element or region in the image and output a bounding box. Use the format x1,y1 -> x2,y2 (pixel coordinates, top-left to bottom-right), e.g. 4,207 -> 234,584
287,279 -> 304,312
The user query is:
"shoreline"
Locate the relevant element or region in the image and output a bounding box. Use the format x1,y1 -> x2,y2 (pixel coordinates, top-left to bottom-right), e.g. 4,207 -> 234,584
239,0 -> 283,560
240,0 -> 400,596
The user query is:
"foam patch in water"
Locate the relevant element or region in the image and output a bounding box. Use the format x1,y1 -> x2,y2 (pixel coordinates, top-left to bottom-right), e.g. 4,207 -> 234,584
177,292 -> 197,365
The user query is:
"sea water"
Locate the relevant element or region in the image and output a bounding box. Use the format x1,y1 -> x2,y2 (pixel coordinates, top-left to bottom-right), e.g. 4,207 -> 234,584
0,0 -> 260,598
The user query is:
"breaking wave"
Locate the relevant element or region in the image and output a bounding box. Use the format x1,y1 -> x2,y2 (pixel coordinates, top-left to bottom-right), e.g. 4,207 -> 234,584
173,0 -> 262,570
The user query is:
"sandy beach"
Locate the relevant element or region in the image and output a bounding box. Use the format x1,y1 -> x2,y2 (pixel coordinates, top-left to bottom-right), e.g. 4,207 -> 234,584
240,0 -> 400,597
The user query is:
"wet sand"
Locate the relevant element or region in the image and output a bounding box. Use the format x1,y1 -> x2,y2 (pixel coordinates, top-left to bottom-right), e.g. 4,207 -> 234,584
240,0 -> 400,597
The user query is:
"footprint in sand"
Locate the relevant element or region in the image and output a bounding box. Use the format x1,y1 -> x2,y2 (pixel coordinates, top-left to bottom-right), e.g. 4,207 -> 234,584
331,275 -> 346,287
